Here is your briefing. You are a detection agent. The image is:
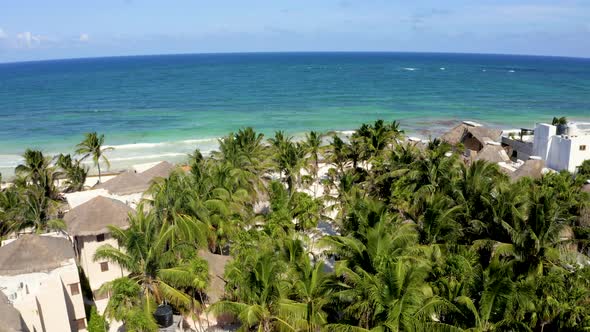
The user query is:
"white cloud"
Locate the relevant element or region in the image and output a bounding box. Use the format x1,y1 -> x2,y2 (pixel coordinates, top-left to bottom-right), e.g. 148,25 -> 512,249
79,33 -> 89,42
0,28 -> 6,39
16,31 -> 42,48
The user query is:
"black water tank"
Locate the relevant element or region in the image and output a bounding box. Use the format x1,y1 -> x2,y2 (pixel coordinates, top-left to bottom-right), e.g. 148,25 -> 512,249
154,304 -> 173,327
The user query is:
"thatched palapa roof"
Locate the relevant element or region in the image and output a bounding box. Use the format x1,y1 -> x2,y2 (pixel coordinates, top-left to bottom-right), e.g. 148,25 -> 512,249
139,161 -> 175,182
0,235 -> 74,276
93,161 -> 175,195
510,159 -> 545,181
475,144 -> 510,163
441,123 -> 502,146
94,171 -> 149,195
64,196 -> 133,236
0,292 -> 26,332
199,250 -> 232,303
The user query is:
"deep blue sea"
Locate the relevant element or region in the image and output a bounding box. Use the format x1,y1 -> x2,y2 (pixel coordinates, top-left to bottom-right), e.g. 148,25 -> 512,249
1,52 -> 589,176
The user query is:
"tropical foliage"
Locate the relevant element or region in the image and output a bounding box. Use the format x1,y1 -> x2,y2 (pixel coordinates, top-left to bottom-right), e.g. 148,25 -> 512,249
76,132 -> 113,183
0,134 -> 100,236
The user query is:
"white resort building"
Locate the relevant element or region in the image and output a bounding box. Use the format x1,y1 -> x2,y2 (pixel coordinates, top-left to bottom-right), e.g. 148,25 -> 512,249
64,196 -> 134,314
503,122 -> 590,173
532,122 -> 590,173
0,235 -> 87,332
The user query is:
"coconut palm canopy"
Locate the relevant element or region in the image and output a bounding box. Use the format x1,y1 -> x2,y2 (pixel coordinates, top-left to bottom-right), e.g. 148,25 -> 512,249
0,235 -> 74,276
0,291 -> 26,332
64,196 -> 133,236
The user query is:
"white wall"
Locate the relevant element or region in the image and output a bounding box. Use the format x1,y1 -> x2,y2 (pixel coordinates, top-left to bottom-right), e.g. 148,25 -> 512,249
76,234 -> 127,314
533,123 -> 590,173
546,136 -> 573,171
0,260 -> 87,332
64,191 -> 143,210
568,135 -> 590,173
533,123 -> 555,160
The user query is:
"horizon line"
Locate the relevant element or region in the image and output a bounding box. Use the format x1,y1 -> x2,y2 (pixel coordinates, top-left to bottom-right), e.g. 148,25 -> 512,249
1,50 -> 589,65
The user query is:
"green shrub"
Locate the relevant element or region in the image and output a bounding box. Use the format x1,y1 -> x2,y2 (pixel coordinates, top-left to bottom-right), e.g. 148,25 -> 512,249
87,306 -> 108,332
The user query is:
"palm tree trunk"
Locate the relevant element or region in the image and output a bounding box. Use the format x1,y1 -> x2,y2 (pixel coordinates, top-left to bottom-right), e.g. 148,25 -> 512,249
97,162 -> 102,183
287,175 -> 294,196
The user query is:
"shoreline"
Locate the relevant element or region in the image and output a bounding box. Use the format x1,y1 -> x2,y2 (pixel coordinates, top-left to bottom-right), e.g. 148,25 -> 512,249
0,125 -> 432,181
2,116 -> 589,181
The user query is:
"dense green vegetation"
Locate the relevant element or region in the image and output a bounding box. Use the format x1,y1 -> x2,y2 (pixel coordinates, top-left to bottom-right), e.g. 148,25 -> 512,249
1,121 -> 589,331
0,148 -> 88,235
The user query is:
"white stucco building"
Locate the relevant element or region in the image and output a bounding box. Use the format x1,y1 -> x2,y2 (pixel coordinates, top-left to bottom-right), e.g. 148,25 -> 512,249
533,122 -> 590,173
64,196 -> 134,314
0,235 -> 87,332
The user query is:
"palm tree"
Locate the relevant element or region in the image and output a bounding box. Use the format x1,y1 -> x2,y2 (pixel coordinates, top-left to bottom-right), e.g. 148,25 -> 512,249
209,253 -> 294,332
15,149 -> 51,184
451,260 -> 535,331
15,149 -> 60,200
271,134 -> 306,195
304,131 -> 323,195
75,132 -> 113,183
16,186 -> 64,233
281,258 -> 332,332
56,153 -> 88,192
100,277 -> 159,331
411,192 -> 463,245
494,185 -> 567,277
215,128 -> 267,175
328,257 -> 440,331
94,207 -> 209,324
327,135 -> 350,175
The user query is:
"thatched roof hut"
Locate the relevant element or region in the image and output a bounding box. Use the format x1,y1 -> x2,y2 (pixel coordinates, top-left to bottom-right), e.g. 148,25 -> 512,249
94,171 -> 149,195
93,162 -> 175,195
475,143 -> 510,163
64,196 -> 133,237
139,161 -> 175,182
510,159 -> 545,181
0,292 -> 26,332
441,123 -> 502,151
0,235 -> 74,276
199,250 -> 232,303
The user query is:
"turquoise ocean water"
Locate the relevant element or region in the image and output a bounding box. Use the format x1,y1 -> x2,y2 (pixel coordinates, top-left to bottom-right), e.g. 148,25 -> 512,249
0,52 -> 589,176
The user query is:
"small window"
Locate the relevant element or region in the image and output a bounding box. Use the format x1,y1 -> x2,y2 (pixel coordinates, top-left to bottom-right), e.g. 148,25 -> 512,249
93,289 -> 110,301
580,145 -> 587,151
75,318 -> 86,330
96,234 -> 105,242
69,283 -> 80,296
100,262 -> 109,272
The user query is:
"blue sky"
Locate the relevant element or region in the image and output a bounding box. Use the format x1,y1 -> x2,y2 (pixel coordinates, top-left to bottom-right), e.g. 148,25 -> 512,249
1,0 -> 589,62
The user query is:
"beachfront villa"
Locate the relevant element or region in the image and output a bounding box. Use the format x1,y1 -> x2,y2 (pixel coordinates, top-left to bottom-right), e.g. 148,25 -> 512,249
503,122 -> 590,173
0,235 -> 87,332
64,196 -> 134,314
